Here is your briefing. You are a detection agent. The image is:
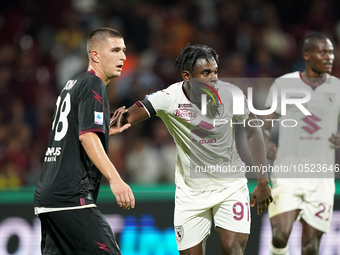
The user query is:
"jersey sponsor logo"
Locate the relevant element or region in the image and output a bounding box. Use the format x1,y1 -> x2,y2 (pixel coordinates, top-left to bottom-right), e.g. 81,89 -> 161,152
325,93 -> 335,106
62,80 -> 77,91
173,109 -> 197,121
178,103 -> 193,108
301,113 -> 321,135
44,147 -> 62,162
92,90 -> 103,105
94,111 -> 104,125
198,138 -> 217,144
175,225 -> 184,242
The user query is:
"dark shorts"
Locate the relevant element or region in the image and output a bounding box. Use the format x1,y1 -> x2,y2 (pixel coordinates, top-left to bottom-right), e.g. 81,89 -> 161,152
38,207 -> 121,255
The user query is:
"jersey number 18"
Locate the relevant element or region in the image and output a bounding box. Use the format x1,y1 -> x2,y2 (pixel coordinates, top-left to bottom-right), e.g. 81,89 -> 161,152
52,93 -> 71,141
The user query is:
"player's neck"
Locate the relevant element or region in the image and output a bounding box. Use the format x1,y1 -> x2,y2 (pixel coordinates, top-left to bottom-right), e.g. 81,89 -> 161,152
183,82 -> 201,106
88,65 -> 110,85
301,70 -> 326,87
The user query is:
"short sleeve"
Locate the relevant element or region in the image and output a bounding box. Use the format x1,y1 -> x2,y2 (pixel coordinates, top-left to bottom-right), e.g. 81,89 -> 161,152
78,78 -> 107,135
233,95 -> 250,122
145,90 -> 173,116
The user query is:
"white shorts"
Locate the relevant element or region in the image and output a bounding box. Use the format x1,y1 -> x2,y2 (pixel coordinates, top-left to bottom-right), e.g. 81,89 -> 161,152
174,183 -> 250,251
268,184 -> 334,233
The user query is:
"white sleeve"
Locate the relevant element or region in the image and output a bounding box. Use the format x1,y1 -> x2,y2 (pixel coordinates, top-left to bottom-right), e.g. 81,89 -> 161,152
144,90 -> 173,116
233,95 -> 250,122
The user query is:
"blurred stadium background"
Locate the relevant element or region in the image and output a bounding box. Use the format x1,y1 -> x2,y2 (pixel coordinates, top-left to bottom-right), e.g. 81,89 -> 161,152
1,0 -> 340,254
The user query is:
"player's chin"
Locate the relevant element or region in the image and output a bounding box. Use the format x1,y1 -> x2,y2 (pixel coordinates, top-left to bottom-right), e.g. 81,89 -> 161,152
323,65 -> 333,73
110,71 -> 122,79
325,67 -> 333,73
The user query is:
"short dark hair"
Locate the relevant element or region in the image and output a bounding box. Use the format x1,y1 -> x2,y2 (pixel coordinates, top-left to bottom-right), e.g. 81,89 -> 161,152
174,44 -> 219,73
302,33 -> 330,53
87,27 -> 123,53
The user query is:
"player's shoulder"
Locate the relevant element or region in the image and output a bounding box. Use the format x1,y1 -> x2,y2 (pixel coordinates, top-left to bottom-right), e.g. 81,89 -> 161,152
325,73 -> 340,85
76,72 -> 105,94
163,81 -> 184,95
271,71 -> 300,88
80,72 -> 104,87
277,71 -> 300,79
61,72 -> 103,93
147,82 -> 182,99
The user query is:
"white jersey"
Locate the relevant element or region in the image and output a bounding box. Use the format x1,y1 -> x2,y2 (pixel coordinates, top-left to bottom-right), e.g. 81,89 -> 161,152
265,71 -> 340,193
142,81 -> 250,191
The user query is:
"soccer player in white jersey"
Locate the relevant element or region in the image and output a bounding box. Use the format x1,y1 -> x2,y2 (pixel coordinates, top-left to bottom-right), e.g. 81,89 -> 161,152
114,44 -> 272,255
262,33 -> 340,255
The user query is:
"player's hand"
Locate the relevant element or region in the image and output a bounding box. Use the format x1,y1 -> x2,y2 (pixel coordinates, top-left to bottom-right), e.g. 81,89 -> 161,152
250,179 -> 273,215
110,179 -> 135,210
329,133 -> 340,149
109,106 -> 131,135
266,142 -> 277,160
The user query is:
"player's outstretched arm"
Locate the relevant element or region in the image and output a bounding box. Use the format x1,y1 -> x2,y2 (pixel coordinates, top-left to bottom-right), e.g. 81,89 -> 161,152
109,106 -> 131,135
241,115 -> 273,215
110,103 -> 150,130
79,132 -> 135,210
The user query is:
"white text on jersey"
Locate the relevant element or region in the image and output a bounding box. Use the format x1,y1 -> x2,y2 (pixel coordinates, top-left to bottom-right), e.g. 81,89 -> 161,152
62,80 -> 77,91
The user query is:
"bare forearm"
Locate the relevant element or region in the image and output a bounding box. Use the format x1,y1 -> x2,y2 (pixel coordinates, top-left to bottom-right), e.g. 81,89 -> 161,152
243,116 -> 273,213
124,104 -> 150,125
261,113 -> 279,144
247,128 -> 269,180
79,132 -> 121,183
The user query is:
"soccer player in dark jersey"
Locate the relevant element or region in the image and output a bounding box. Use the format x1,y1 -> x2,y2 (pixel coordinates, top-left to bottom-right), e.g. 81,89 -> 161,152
34,27 -> 133,255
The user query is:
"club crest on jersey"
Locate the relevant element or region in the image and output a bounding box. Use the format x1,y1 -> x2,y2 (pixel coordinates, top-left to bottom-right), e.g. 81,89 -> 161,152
94,111 -> 104,125
325,93 -> 335,106
210,103 -> 224,119
175,225 -> 184,242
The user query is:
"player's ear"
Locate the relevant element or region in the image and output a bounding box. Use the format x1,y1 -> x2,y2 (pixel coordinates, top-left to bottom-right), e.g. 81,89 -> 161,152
303,51 -> 310,62
91,50 -> 100,63
182,70 -> 190,82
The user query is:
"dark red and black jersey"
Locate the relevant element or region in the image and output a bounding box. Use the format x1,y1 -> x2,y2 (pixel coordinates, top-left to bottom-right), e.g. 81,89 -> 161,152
34,71 -> 110,207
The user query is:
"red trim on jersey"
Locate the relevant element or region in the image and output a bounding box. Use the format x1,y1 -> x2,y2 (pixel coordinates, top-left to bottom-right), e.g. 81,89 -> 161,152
87,69 -> 96,76
135,101 -> 143,107
79,129 -> 105,136
299,71 -> 326,90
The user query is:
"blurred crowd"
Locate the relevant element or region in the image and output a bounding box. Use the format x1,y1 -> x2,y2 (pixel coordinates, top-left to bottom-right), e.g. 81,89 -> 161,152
1,0 -> 340,188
